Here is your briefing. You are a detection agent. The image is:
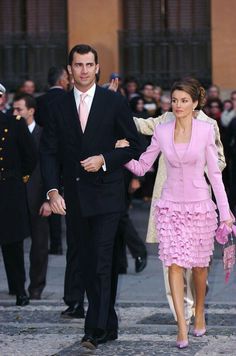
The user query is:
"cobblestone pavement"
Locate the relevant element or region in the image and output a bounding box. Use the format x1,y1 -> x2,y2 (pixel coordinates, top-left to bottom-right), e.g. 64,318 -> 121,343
0,301 -> 235,355
0,201 -> 236,355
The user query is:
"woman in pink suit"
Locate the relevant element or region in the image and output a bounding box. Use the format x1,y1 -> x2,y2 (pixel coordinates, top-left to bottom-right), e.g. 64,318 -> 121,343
125,78 -> 233,348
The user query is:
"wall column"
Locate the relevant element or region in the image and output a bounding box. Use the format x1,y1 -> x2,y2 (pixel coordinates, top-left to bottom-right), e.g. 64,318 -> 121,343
67,0 -> 123,84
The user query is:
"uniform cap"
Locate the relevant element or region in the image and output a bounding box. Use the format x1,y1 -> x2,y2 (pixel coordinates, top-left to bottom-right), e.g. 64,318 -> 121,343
0,83 -> 6,94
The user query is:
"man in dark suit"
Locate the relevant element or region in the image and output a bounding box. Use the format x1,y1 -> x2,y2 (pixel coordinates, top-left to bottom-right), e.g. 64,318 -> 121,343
13,93 -> 51,300
0,84 -> 37,306
40,44 -> 141,350
35,66 -> 69,256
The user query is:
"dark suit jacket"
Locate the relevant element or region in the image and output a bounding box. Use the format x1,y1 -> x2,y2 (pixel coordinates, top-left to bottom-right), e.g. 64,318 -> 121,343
26,124 -> 46,215
40,85 -> 141,217
0,112 -> 37,244
35,87 -> 66,127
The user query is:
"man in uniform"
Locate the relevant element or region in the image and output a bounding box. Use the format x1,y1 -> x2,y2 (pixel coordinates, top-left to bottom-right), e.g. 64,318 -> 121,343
0,83 -> 37,306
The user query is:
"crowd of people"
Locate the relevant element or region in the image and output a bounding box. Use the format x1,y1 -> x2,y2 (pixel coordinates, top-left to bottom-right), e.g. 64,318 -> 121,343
0,43 -> 234,350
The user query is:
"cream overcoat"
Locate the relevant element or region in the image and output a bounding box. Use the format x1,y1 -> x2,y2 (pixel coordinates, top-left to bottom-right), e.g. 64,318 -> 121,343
134,110 -> 226,243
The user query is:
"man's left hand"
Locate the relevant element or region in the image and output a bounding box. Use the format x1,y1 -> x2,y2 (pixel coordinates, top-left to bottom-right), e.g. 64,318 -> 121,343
39,202 -> 52,217
81,155 -> 104,172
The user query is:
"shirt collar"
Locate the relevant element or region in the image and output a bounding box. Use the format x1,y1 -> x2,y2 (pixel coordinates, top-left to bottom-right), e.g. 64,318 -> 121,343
74,83 -> 96,100
28,120 -> 36,133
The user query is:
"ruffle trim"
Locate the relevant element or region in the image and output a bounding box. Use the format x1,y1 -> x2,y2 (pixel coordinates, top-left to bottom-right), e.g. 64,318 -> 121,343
153,198 -> 218,268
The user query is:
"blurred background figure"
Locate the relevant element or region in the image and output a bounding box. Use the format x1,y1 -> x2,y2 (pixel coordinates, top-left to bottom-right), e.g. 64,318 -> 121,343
142,82 -> 157,116
116,169 -> 147,274
109,72 -> 125,96
123,76 -> 140,102
130,96 -> 149,119
0,83 -> 37,306
13,93 -> 51,300
19,80 -> 36,96
155,95 -> 172,116
0,91 -> 12,115
152,86 -> 163,112
36,66 -> 70,255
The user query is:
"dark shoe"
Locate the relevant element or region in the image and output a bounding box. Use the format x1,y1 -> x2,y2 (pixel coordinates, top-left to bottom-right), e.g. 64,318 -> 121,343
81,333 -> 97,350
16,295 -> 30,306
61,303 -> 85,319
118,267 -> 127,274
48,246 -> 63,255
96,329 -> 118,344
135,253 -> 147,273
29,291 -> 41,300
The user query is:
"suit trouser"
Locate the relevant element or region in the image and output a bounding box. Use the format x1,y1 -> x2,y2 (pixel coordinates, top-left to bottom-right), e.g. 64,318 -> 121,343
28,213 -> 49,295
84,212 -> 121,331
1,241 -> 26,295
117,211 -> 147,269
64,201 -> 120,331
49,214 -> 62,249
163,264 -> 195,321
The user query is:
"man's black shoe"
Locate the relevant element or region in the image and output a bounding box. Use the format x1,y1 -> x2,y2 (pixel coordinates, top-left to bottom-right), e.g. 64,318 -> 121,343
81,333 -> 97,350
29,291 -> 42,300
16,295 -> 30,306
96,329 -> 118,344
61,303 -> 85,319
135,254 -> 147,273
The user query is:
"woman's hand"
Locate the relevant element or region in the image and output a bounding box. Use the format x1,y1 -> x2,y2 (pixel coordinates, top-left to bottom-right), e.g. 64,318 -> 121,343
223,219 -> 234,228
115,139 -> 130,148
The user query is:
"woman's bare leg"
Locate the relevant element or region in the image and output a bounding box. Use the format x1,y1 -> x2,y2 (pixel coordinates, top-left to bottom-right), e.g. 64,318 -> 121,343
192,267 -> 208,330
168,264 -> 188,341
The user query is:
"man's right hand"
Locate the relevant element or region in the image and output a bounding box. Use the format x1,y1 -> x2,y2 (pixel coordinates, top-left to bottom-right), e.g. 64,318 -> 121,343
48,191 -> 66,215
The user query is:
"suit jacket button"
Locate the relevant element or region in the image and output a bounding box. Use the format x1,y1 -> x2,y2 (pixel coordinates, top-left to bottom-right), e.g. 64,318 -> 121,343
76,177 -> 80,181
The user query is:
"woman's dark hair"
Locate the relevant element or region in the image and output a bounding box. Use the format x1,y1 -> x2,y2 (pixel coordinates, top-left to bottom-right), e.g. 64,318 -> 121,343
171,77 -> 206,109
68,44 -> 98,65
129,96 -> 144,112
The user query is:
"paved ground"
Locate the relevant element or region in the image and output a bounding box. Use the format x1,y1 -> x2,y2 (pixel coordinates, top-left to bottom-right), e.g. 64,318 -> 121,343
0,200 -> 236,356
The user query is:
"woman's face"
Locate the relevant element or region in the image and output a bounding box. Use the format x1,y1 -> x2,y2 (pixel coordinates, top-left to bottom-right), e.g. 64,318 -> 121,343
171,90 -> 197,120
136,99 -> 144,112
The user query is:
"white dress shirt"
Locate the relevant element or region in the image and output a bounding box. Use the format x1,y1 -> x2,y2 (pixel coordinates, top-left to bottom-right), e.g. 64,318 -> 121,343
28,120 -> 36,133
73,83 -> 96,114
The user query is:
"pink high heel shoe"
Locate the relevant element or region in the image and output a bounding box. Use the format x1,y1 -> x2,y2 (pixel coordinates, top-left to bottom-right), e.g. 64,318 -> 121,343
193,328 -> 206,337
176,340 -> 189,349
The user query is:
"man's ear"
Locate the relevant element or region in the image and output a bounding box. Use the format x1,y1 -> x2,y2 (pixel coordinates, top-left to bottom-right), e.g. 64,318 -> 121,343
95,64 -> 99,74
67,65 -> 72,75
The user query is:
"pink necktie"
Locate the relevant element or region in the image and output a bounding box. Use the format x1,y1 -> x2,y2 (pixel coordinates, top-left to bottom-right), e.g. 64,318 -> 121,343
79,93 -> 88,132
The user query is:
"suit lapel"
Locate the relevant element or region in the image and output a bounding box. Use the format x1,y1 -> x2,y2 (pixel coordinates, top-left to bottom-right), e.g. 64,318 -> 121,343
82,86 -> 106,140
64,90 -> 83,137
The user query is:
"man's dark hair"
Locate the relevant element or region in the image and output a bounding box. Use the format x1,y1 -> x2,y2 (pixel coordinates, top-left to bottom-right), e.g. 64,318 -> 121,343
142,82 -> 154,90
68,44 -> 98,65
13,93 -> 37,111
47,66 -> 66,87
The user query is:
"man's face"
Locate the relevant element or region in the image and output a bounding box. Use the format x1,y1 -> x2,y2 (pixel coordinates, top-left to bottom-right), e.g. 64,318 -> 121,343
0,93 -> 7,109
21,80 -> 35,95
13,99 -> 33,123
67,52 -> 99,92
59,70 -> 69,91
143,85 -> 154,99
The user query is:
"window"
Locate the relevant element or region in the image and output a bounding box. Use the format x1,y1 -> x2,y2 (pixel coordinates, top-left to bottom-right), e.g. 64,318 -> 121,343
120,0 -> 211,88
0,0 -> 67,91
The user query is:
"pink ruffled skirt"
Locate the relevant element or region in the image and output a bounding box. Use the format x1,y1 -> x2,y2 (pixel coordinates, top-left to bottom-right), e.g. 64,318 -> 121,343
154,199 -> 218,268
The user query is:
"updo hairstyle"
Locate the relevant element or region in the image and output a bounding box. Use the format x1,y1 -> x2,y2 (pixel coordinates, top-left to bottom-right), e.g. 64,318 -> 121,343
170,77 -> 206,109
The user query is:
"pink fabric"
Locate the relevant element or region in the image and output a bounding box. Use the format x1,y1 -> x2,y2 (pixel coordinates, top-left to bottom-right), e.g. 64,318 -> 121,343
125,119 -> 232,268
79,93 -> 88,132
154,198 -> 217,268
125,119 -> 231,221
